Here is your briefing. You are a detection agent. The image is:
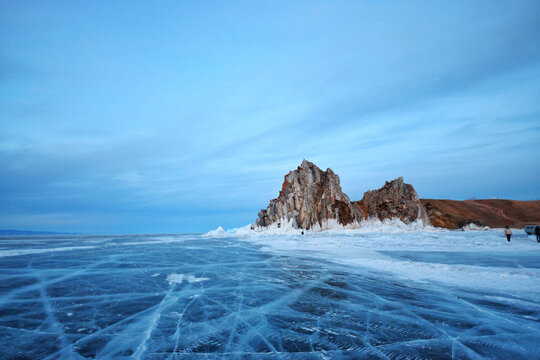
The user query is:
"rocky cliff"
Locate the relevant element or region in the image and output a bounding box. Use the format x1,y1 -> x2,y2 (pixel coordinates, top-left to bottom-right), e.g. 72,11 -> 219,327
353,177 -> 430,224
254,160 -> 363,230
254,161 -> 538,230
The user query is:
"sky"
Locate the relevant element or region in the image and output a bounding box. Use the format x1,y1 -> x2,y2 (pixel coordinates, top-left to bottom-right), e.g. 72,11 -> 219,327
1,1 -> 539,234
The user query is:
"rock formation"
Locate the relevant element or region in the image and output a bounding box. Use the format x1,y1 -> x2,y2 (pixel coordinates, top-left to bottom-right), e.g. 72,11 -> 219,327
353,177 -> 430,224
253,161 -> 540,230
254,160 -> 363,229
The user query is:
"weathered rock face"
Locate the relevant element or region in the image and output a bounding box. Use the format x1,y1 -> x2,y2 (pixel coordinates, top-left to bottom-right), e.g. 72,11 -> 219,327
254,161 -> 539,230
354,177 -> 430,224
255,160 -> 364,229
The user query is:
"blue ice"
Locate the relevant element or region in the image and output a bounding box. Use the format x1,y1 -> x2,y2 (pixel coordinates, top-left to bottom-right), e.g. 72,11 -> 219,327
0,231 -> 539,359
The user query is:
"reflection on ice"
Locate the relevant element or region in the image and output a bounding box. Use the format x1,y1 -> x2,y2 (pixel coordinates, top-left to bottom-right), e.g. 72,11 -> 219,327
0,229 -> 539,359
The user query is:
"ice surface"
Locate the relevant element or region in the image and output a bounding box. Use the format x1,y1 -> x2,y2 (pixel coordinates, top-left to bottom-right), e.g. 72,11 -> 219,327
0,229 -> 539,359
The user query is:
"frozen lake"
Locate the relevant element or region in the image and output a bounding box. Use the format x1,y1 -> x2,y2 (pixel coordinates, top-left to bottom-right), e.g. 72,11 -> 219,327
0,229 -> 539,359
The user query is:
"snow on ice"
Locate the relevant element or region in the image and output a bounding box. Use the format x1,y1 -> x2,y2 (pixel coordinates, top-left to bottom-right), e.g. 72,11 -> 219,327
0,225 -> 539,359
166,274 -> 210,285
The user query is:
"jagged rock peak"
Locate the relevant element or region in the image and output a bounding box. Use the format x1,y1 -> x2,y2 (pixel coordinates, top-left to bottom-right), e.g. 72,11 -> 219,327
355,177 -> 430,224
255,160 -> 364,230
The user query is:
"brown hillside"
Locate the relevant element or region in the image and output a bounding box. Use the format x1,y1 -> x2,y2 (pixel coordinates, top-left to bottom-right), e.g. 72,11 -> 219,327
420,199 -> 540,229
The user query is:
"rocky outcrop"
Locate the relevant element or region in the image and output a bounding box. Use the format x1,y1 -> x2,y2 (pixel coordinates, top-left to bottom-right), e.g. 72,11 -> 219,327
420,199 -> 540,229
254,160 -> 363,229
254,161 -> 539,231
353,177 -> 430,224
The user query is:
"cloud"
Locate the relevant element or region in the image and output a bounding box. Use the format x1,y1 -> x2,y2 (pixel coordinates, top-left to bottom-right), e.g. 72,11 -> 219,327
1,1 -> 539,232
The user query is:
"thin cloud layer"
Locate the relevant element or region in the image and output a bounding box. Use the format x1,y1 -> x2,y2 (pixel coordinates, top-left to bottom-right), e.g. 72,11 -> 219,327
1,1 -> 539,233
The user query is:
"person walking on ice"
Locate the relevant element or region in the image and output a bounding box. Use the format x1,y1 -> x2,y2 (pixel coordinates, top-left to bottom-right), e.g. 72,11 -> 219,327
504,225 -> 512,242
535,226 -> 540,243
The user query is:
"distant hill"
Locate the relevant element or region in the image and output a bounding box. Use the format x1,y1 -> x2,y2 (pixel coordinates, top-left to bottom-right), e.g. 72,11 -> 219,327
420,199 -> 540,229
0,230 -> 78,236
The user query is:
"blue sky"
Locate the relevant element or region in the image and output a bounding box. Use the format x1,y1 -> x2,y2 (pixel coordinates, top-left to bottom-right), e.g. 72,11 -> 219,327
1,1 -> 539,233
